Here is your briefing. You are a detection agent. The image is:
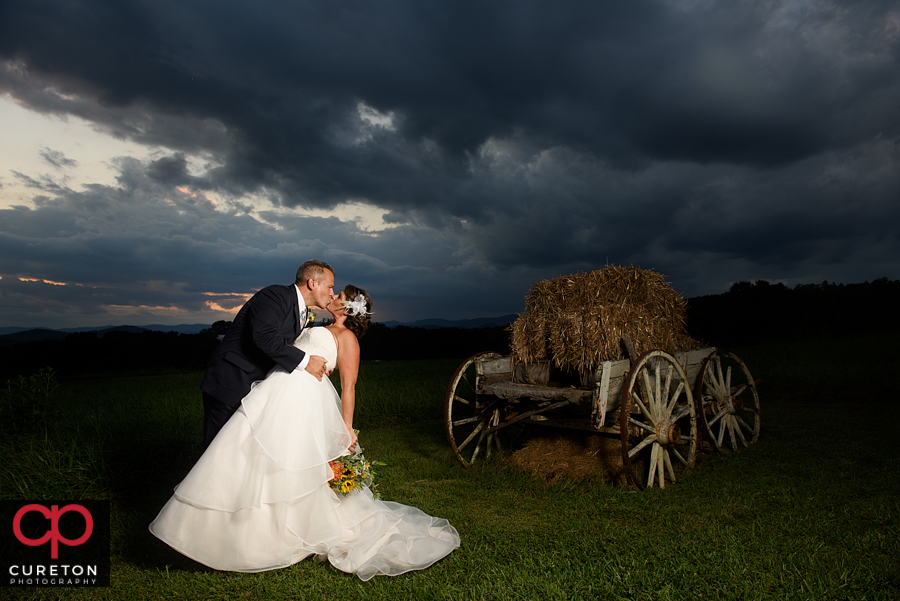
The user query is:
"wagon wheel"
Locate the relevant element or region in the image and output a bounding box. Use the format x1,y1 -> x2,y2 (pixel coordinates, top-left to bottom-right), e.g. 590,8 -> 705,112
696,350 -> 760,452
619,350 -> 698,490
445,352 -> 506,468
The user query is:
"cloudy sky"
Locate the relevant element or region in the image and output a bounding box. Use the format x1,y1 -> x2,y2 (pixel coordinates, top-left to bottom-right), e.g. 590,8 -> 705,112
1,0 -> 898,329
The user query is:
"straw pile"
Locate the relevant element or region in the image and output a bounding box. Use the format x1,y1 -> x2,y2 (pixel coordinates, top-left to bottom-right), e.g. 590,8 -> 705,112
509,265 -> 700,377
509,433 -> 628,486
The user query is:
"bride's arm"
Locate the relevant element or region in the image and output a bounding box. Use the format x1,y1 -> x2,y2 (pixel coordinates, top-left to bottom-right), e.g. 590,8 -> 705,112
335,329 -> 360,450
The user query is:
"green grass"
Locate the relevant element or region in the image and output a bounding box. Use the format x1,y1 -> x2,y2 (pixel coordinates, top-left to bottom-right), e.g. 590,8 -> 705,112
2,336 -> 899,600
722,332 -> 896,403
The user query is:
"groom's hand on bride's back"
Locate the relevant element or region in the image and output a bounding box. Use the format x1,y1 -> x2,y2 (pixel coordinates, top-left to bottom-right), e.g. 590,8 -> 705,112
305,355 -> 329,381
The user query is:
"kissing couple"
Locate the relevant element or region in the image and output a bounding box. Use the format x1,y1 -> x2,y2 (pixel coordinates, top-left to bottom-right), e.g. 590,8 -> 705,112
150,260 -> 459,580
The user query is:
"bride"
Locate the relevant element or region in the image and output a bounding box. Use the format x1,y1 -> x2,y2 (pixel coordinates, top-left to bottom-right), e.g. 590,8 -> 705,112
150,286 -> 460,579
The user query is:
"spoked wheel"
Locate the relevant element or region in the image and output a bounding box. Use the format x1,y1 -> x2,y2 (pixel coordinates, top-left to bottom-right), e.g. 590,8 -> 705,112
620,350 -> 698,490
445,352 -> 507,468
696,350 -> 760,452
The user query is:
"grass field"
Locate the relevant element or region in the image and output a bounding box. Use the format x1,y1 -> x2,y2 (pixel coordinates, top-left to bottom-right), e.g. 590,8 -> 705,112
2,333 -> 899,600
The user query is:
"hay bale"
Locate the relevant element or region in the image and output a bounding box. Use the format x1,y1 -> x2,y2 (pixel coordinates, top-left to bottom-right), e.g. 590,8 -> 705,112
509,433 -> 628,486
510,265 -> 701,377
510,312 -> 549,365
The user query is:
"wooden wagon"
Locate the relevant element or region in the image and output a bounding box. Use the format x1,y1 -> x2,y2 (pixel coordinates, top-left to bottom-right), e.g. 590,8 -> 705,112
444,338 -> 760,489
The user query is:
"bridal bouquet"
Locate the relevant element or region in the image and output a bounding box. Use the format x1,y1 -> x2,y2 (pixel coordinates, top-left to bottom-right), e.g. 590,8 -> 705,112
328,435 -> 384,499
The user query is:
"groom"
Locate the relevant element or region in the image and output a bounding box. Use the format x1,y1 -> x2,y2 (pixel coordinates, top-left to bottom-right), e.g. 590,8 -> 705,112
200,259 -> 336,448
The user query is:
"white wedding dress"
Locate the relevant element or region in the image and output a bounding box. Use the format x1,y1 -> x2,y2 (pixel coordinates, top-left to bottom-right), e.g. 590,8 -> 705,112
149,327 -> 460,580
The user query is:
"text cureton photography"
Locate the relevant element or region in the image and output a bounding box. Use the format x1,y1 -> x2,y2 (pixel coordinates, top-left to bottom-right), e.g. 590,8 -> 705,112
1,500 -> 110,588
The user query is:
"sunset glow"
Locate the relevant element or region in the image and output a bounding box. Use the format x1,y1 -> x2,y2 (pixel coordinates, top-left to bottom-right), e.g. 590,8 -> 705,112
19,277 -> 68,286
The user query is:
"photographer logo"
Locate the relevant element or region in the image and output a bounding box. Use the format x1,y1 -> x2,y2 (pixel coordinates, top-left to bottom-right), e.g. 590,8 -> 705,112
2,500 -> 109,588
13,504 -> 94,559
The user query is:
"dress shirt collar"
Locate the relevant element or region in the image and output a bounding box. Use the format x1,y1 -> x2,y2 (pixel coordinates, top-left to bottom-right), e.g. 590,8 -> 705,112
294,284 -> 307,322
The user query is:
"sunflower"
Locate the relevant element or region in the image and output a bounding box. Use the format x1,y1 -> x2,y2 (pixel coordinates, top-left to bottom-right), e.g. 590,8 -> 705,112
341,479 -> 356,494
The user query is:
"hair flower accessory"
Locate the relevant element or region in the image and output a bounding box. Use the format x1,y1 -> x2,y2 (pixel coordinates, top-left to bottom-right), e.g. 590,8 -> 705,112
343,294 -> 371,317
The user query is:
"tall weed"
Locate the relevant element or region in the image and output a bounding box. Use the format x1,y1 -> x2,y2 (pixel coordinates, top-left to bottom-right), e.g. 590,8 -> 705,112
1,366 -> 59,434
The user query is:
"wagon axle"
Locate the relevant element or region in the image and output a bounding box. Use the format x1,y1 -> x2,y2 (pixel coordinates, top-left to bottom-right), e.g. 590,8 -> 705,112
657,422 -> 681,445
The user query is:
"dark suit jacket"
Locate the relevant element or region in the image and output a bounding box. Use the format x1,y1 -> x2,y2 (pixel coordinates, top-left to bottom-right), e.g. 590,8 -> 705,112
200,284 -> 306,410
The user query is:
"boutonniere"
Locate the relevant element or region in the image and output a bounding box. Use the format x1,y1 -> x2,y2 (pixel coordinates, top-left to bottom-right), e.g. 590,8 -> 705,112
305,311 -> 316,326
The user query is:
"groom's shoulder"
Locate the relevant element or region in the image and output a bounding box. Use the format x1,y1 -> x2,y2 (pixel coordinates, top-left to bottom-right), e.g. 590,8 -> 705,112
254,283 -> 294,294
250,284 -> 295,303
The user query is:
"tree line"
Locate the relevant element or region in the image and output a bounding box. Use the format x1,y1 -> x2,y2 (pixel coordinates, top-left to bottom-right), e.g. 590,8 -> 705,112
685,277 -> 900,347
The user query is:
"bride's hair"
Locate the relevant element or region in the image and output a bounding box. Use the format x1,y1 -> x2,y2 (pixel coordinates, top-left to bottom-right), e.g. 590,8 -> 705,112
342,285 -> 372,339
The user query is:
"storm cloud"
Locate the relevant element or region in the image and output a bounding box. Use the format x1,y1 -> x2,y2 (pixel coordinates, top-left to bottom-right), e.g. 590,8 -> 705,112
0,0 -> 897,327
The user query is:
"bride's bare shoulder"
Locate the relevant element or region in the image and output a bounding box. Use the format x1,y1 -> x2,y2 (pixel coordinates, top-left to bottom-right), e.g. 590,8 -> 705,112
328,324 -> 359,349
337,327 -> 359,348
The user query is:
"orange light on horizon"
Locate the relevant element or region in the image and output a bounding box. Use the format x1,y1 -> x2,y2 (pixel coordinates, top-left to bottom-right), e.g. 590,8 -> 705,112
201,291 -> 253,314
206,301 -> 243,314
201,291 -> 256,297
106,304 -> 182,313
19,277 -> 68,286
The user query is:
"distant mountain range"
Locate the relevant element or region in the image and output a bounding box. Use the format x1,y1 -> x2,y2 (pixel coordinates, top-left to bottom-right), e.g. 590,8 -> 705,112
0,324 -> 212,347
0,323 -> 211,337
377,314 -> 518,329
0,315 -> 519,346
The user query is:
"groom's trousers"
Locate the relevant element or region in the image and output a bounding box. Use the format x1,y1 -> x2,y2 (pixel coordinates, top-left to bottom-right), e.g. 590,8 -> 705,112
203,392 -> 238,449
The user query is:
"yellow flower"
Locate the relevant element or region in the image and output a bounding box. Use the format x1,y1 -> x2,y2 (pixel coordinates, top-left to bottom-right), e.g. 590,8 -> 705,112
341,479 -> 356,493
